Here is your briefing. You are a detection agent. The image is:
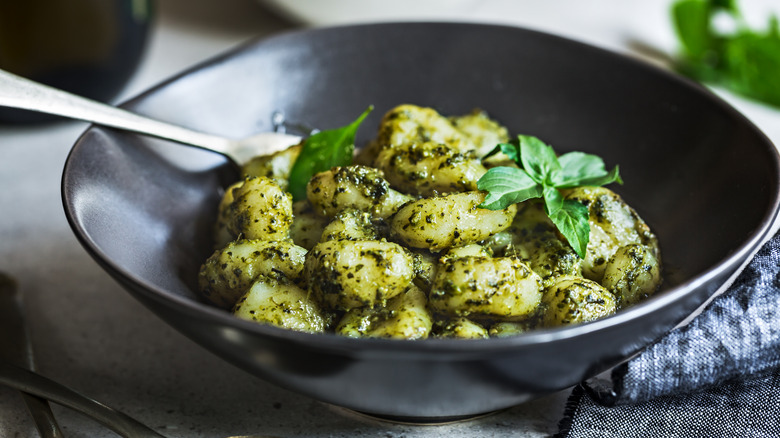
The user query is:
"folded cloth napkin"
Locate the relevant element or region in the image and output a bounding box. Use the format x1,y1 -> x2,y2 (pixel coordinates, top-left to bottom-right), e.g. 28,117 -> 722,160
556,228 -> 780,438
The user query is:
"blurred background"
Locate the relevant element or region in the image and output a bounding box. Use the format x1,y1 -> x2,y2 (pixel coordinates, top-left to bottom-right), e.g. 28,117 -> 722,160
3,0 -> 777,138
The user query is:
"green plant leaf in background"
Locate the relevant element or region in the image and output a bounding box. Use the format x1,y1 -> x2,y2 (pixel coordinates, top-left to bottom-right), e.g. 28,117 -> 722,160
672,0 -> 716,60
671,0 -> 780,108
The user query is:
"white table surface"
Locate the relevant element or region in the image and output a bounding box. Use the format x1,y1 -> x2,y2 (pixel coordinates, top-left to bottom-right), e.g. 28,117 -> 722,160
1,1 -> 778,437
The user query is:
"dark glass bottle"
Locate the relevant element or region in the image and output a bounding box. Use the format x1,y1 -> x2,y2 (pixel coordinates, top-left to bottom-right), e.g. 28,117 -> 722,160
0,0 -> 153,123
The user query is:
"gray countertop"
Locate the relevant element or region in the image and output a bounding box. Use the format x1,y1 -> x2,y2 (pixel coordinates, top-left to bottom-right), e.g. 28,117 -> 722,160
1,1 -> 778,437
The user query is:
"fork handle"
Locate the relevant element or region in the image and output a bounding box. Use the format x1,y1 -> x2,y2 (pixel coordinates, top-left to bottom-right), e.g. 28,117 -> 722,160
20,392 -> 65,438
0,361 -> 166,438
0,68 -> 231,153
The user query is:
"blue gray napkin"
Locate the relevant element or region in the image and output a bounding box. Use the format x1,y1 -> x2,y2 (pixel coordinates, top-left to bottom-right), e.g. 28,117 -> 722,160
557,228 -> 780,437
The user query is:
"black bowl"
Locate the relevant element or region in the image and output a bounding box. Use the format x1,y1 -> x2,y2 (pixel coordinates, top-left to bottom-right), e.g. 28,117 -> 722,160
62,22 -> 780,419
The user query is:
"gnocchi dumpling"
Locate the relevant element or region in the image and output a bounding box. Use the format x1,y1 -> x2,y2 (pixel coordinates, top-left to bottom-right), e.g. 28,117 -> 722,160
233,277 -> 327,333
449,108 -> 510,157
433,317 -> 489,339
213,180 -> 243,249
441,243 -> 492,261
541,275 -> 617,327
507,203 -> 583,287
601,244 -> 662,308
320,208 -> 379,242
304,239 -> 415,310
488,321 -> 534,338
306,165 -> 413,219
373,141 -> 487,196
241,143 -> 302,190
390,191 -> 516,252
372,104 -> 476,153
429,256 -> 543,320
198,239 -> 307,309
228,176 -> 293,241
288,200 -> 329,250
563,186 -> 659,282
409,249 -> 438,292
336,285 -> 432,339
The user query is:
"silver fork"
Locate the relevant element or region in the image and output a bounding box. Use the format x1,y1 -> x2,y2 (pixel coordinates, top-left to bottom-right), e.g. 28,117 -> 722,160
0,273 -> 160,437
0,69 -> 302,166
0,360 -> 283,438
0,361 -> 165,438
0,274 -> 63,438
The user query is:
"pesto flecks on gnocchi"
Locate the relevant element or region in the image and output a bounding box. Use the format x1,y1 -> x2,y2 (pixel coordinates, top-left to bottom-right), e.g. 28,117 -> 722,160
198,104 -> 663,339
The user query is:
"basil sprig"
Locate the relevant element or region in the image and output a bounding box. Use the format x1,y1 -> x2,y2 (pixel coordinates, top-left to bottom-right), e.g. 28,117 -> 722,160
671,0 -> 780,108
287,106 -> 373,201
477,135 -> 622,258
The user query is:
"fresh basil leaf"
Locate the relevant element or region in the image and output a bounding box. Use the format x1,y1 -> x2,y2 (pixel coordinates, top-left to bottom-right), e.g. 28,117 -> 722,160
482,139 -> 520,161
542,185 -> 564,217
518,135 -> 560,184
287,106 -> 373,201
477,134 -> 619,258
499,139 -> 521,162
554,152 -> 623,187
555,152 -> 607,186
477,167 -> 543,210
549,200 -> 590,258
482,144 -> 503,160
576,165 -> 623,187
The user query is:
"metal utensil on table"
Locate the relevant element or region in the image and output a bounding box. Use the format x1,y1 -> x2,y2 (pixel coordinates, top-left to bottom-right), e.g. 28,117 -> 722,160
0,69 -> 302,165
0,361 -> 281,438
0,274 -> 163,437
0,361 -> 167,438
0,274 -> 63,438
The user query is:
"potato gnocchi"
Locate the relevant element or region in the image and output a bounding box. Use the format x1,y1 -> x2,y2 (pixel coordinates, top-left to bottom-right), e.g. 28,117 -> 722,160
198,104 -> 662,339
